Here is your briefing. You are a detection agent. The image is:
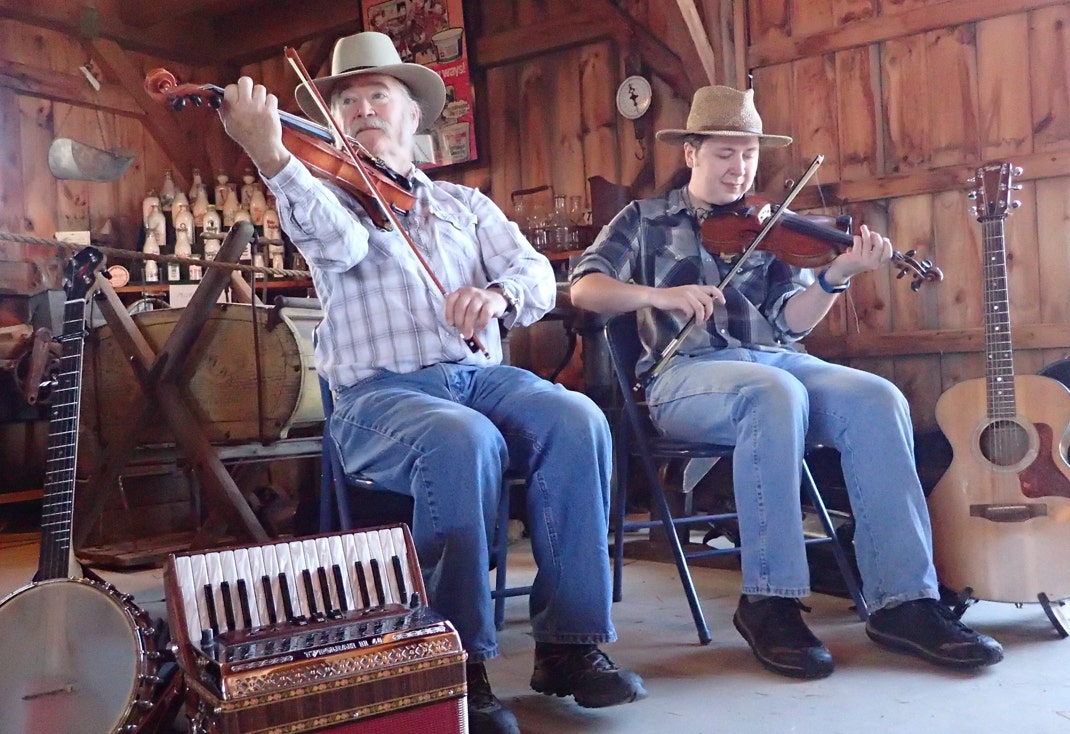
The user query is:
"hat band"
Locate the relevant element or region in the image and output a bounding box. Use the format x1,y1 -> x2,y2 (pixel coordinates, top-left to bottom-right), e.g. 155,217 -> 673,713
338,64 -> 382,74
688,124 -> 763,135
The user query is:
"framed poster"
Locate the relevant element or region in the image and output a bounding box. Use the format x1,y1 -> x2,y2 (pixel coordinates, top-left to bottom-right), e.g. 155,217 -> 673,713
363,0 -> 477,169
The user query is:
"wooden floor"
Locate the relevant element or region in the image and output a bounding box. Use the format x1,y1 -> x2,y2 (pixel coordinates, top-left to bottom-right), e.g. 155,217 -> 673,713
1,530 -> 1069,733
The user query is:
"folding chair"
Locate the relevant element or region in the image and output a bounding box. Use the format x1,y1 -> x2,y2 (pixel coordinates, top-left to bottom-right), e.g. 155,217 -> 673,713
318,376 -> 531,630
604,311 -> 868,645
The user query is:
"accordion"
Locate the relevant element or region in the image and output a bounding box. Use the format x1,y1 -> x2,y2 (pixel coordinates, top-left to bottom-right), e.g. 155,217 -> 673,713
164,525 -> 468,734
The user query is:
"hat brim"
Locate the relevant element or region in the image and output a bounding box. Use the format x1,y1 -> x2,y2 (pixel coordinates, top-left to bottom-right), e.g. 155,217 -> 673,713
295,63 -> 447,131
655,129 -> 793,148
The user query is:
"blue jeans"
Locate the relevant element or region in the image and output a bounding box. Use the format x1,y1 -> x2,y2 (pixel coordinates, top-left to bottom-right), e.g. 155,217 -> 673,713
330,363 -> 616,662
647,349 -> 940,610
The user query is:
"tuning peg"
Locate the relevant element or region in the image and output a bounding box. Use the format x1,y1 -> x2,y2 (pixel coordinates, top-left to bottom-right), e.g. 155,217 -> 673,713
1011,200 -> 1022,209
967,191 -> 978,199
1011,184 -> 1024,191
970,206 -> 978,216
1012,166 -> 1024,177
966,176 -> 976,184
170,96 -> 187,111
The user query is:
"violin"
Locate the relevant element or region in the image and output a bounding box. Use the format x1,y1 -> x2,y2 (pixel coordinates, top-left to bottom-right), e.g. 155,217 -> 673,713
143,68 -> 416,231
699,194 -> 943,291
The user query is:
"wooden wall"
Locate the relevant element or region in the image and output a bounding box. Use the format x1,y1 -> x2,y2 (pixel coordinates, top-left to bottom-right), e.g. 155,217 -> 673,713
738,0 -> 1070,431
0,0 -> 1069,438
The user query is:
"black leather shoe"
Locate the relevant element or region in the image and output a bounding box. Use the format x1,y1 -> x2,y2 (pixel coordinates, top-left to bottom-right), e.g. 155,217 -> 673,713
866,598 -> 1004,668
733,595 -> 834,679
467,662 -> 520,734
530,643 -> 646,708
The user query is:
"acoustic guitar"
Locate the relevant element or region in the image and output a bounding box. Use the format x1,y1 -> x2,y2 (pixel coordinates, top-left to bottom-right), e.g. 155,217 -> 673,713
928,162 -> 1070,607
0,248 -> 166,733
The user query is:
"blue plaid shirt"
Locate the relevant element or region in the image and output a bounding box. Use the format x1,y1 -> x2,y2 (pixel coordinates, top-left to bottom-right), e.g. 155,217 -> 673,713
570,188 -> 816,376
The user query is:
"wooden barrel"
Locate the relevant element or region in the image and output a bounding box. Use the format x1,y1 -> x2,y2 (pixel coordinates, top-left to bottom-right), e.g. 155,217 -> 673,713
79,303 -> 322,468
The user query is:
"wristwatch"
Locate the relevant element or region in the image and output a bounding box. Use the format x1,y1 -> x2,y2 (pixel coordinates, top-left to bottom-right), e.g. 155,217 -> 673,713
817,267 -> 850,294
490,283 -> 518,314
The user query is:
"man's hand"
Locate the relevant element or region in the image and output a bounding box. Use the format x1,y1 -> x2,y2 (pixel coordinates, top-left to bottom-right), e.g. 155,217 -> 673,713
219,77 -> 290,178
823,223 -> 892,285
444,287 -> 510,339
647,284 -> 725,322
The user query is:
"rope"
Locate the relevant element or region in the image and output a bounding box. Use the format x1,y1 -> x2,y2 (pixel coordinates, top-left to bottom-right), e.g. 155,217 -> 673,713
0,229 -> 312,281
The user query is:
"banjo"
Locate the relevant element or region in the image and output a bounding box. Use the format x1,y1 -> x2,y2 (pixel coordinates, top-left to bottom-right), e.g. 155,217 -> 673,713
0,248 -> 164,733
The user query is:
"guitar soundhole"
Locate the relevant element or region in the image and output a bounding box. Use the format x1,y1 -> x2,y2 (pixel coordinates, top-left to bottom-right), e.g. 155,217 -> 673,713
979,419 -> 1030,467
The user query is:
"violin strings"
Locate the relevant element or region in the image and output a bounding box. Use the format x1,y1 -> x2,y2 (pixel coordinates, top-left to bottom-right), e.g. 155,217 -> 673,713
811,168 -> 861,335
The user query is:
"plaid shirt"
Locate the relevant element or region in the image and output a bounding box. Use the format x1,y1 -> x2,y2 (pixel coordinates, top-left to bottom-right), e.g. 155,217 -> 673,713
265,156 -> 556,389
570,187 -> 816,377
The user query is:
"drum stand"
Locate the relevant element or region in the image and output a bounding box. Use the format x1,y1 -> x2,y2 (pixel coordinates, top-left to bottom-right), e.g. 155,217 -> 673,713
74,223 -> 271,553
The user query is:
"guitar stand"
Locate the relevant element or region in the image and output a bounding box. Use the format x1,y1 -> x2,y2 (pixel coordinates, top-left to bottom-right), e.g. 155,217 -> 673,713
941,584 -> 1069,638
74,222 -> 271,555
1038,593 -> 1070,638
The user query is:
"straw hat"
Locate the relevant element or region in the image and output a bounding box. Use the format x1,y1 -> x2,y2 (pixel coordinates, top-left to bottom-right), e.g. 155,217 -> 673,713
295,31 -> 446,130
656,85 -> 792,148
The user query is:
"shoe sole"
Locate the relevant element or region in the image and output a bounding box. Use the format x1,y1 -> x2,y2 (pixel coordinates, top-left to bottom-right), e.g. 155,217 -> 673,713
733,614 -> 834,680
530,679 -> 647,708
865,625 -> 1004,669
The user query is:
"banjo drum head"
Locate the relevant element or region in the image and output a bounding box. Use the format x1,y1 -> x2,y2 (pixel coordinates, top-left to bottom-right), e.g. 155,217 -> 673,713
0,578 -> 143,734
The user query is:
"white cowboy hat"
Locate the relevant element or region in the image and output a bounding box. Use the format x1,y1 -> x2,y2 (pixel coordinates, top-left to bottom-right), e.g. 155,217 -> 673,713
295,31 -> 446,130
656,85 -> 792,148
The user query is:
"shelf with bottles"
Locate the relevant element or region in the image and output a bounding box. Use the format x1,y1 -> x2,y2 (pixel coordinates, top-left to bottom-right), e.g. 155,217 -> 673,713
511,189 -> 593,256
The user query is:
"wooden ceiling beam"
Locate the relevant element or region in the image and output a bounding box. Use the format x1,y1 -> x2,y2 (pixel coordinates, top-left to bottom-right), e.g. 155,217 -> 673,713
569,0 -> 698,99
117,0 -> 247,28
474,12 -> 613,68
0,1 -> 201,63
202,2 -> 365,69
0,57 -> 140,116
476,5 -> 694,99
85,37 -> 203,189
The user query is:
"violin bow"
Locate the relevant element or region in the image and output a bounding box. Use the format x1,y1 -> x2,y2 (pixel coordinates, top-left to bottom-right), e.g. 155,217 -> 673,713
283,46 -> 489,357
637,155 -> 825,390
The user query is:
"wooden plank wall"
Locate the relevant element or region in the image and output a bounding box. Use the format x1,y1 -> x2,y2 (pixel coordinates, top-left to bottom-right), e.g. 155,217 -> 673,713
744,0 -> 1070,430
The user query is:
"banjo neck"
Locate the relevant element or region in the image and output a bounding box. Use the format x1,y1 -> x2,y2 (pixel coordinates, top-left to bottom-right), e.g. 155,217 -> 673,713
37,247 -> 103,581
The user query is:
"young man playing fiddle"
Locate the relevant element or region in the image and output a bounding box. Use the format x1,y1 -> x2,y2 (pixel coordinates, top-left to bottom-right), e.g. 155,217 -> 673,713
217,31 -> 645,734
570,85 -> 1003,679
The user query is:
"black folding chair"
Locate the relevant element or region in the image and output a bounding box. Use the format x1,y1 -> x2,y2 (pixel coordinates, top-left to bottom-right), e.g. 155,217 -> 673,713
604,311 -> 868,645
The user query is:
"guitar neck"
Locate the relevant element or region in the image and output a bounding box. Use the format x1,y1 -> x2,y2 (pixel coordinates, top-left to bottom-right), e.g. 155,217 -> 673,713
37,297 -> 87,581
980,215 -> 1017,420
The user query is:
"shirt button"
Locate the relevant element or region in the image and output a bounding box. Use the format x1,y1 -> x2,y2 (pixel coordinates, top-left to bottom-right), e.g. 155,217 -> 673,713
720,328 -> 727,334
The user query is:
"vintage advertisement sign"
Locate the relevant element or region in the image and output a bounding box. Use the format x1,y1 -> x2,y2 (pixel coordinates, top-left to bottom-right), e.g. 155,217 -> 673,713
363,0 -> 477,169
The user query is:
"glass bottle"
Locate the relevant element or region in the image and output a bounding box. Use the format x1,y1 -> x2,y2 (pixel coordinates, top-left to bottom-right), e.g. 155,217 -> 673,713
188,168 -> 204,202
169,223 -> 191,282
249,184 -> 267,226
548,194 -> 572,252
143,203 -> 165,283
213,172 -> 229,207
191,185 -> 209,228
159,169 -> 177,211
202,205 -> 221,261
141,190 -> 160,228
222,183 -> 240,226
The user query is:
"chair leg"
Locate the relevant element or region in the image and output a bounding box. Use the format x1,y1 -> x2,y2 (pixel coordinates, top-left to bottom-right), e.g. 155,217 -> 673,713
801,459 -> 868,620
493,481 -> 511,631
637,450 -> 713,645
612,434 -> 629,603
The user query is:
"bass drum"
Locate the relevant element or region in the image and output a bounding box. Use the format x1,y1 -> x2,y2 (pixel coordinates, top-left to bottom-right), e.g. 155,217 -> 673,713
0,577 -> 161,733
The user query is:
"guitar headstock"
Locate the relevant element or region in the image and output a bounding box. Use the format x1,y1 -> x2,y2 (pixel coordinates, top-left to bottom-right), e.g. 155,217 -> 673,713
968,161 -> 1023,222
63,247 -> 106,302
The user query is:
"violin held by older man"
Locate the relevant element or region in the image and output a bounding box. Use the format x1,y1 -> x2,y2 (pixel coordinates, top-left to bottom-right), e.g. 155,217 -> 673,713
143,67 -> 415,232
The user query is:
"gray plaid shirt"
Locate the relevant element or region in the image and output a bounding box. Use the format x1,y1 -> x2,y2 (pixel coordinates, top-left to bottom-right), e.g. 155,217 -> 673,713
265,156 -> 555,389
570,188 -> 816,377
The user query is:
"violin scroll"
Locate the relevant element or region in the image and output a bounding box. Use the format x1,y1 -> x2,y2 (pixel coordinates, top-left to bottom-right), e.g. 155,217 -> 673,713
144,68 -> 223,111
893,249 -> 944,292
